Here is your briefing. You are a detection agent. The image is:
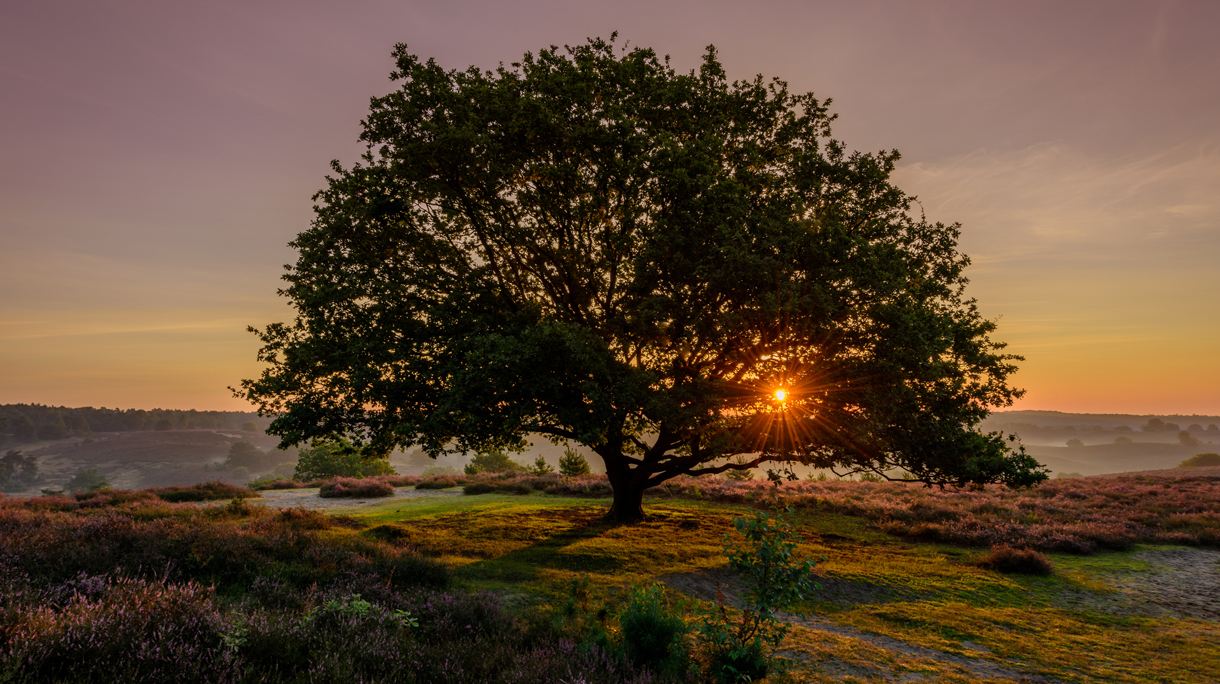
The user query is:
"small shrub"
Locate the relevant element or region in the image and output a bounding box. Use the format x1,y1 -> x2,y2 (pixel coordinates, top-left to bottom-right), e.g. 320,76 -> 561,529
463,482 -> 496,495
463,450 -> 526,475
559,447 -> 592,477
151,480 -> 254,502
319,477 -> 395,498
421,464 -> 461,476
974,546 -> 1054,575
528,455 -> 555,476
416,475 -> 464,489
295,439 -> 396,480
64,468 -> 109,493
1,449 -> 40,492
619,583 -> 689,674
1179,453 -> 1220,468
698,507 -> 819,683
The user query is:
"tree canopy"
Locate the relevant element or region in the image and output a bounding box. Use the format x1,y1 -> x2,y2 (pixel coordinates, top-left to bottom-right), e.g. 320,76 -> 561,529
238,36 -> 1046,521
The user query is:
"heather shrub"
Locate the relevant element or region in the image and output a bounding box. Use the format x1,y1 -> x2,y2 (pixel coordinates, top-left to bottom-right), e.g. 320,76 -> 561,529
416,475 -> 465,489
319,476 -> 395,498
465,481 -> 497,495
2,577 -> 232,683
545,476 -> 614,498
151,480 -> 255,502
0,501 -> 448,595
72,488 -> 159,506
974,546 -> 1054,575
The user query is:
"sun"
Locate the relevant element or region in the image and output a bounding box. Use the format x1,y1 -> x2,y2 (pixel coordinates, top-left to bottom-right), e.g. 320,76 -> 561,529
774,388 -> 787,402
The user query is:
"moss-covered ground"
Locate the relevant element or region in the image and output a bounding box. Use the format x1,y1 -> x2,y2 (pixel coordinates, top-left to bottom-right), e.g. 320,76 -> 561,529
331,490 -> 1218,683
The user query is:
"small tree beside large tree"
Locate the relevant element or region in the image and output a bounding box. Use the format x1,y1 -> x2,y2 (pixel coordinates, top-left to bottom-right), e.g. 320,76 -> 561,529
237,36 -> 1046,522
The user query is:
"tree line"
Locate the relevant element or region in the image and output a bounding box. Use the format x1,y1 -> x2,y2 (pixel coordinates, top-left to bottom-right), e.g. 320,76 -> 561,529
0,404 -> 267,443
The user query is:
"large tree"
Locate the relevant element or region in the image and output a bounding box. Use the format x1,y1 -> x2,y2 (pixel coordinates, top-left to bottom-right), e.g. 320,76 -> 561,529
238,37 -> 1046,522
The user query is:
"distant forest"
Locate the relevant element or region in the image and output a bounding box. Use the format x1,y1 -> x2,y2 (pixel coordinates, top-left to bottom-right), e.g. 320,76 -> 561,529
0,403 -> 267,443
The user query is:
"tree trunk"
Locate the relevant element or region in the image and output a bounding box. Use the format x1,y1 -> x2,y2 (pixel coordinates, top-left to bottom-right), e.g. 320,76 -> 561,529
605,474 -> 647,523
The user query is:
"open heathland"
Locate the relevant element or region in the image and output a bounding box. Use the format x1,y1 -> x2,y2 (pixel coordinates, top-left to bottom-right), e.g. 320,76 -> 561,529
2,471 -> 1218,682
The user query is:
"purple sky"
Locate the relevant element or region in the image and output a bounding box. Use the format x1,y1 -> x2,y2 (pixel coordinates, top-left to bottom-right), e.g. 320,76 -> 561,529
2,0 -> 1217,412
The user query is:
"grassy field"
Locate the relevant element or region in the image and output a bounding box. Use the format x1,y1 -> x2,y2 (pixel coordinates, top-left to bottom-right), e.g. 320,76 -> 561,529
336,489 -> 1220,683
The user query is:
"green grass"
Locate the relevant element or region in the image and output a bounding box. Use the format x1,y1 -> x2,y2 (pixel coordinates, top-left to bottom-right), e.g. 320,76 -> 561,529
340,489 -> 1220,683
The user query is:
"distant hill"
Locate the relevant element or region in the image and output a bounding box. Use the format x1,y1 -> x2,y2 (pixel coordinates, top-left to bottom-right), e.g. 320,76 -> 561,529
6,429 -> 291,492
1023,442 -> 1211,477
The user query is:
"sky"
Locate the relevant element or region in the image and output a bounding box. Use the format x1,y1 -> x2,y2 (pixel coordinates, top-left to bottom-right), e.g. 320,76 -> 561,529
1,0 -> 1217,414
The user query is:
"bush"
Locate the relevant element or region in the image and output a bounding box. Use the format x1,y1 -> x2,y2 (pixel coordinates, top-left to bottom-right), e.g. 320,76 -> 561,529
1179,453 -> 1220,468
619,583 -> 689,675
36,419 -> 69,441
463,479 -> 533,496
559,447 -> 592,476
3,577 -> 230,683
464,450 -> 526,475
528,455 -> 555,476
698,507 -> 818,683
150,481 -> 254,502
974,546 -> 1054,575
319,477 -> 396,498
416,475 -> 465,489
421,465 -> 461,477
294,439 -> 397,480
64,468 -> 109,493
225,441 -> 277,471
1,449 -> 39,492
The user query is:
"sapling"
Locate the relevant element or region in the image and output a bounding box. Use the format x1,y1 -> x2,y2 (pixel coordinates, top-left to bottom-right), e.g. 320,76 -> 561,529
699,507 -> 819,683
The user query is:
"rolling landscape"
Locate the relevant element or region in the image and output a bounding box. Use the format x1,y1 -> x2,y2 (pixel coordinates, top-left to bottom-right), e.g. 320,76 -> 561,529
3,3 -> 1218,683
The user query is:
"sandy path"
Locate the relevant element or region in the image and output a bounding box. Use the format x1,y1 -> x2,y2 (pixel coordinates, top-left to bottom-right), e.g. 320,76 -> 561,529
248,486 -> 464,510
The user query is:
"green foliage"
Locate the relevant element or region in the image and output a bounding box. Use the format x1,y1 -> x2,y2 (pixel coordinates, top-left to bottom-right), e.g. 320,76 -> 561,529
527,455 -> 555,476
618,583 -> 689,675
857,471 -> 884,483
241,421 -> 259,432
36,417 -> 69,441
238,35 -> 1043,523
558,448 -> 592,477
0,449 -> 39,492
225,441 -> 273,471
698,507 -> 819,682
12,414 -> 36,441
724,457 -> 754,481
1179,431 -> 1201,447
293,440 -> 396,480
463,450 -> 525,475
1179,452 -> 1220,468
153,418 -> 173,431
421,465 -> 460,477
65,467 -> 110,493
